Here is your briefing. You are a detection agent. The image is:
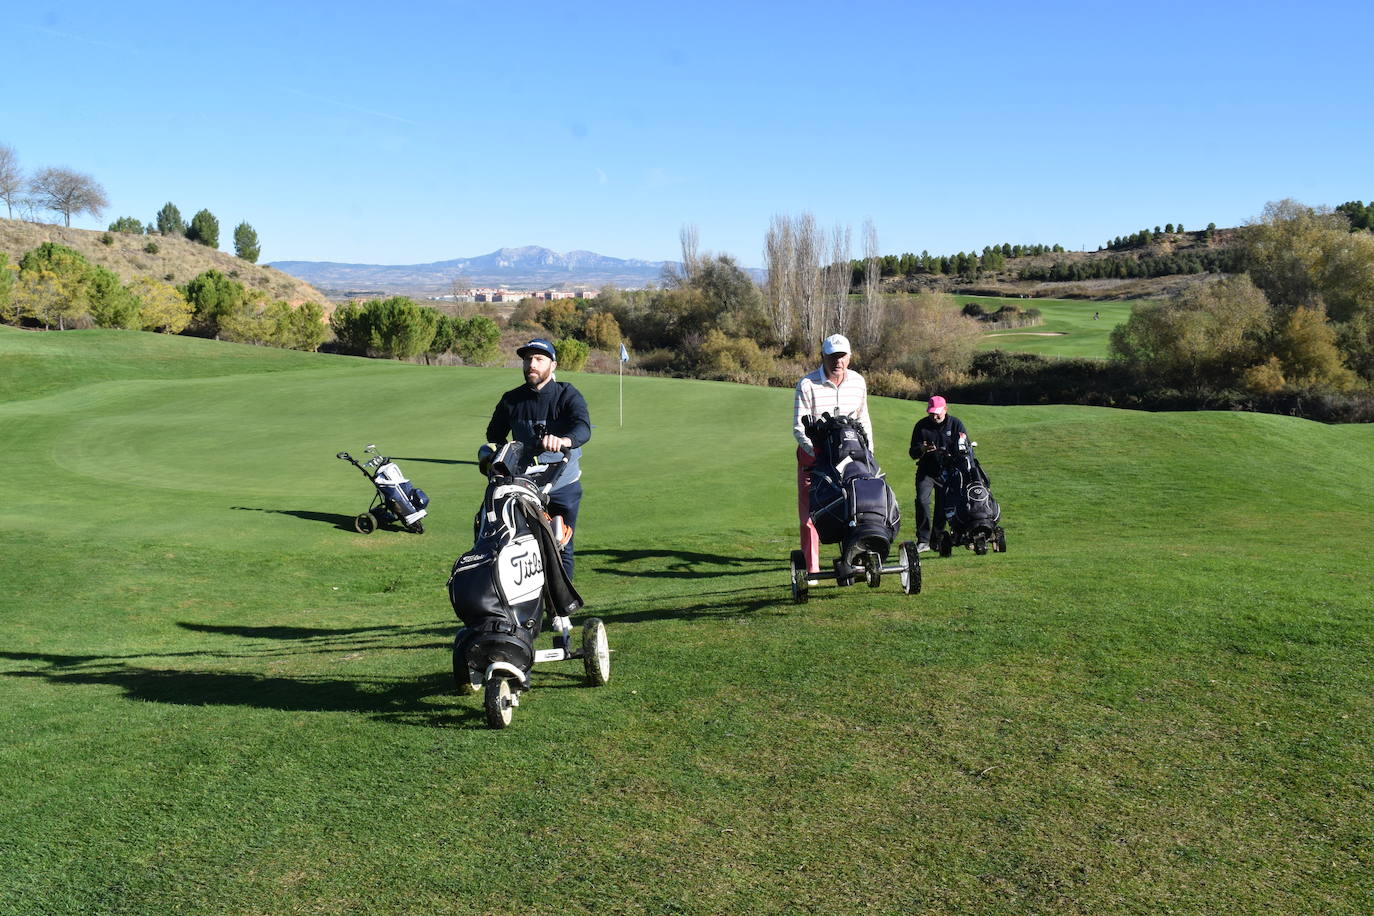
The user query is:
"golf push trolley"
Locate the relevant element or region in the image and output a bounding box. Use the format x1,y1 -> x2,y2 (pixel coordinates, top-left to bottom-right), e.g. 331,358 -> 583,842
335,444 -> 429,534
449,435 -> 610,728
788,413 -> 921,604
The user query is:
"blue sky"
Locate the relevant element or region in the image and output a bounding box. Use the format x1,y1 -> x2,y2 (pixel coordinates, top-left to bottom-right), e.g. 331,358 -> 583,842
6,0 -> 1372,266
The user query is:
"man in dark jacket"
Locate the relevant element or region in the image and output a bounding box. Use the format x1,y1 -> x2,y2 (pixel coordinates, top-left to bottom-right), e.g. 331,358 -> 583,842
908,395 -> 970,552
485,338 -> 591,579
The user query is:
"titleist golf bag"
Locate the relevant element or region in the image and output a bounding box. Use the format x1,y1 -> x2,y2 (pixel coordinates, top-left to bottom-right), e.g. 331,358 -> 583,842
804,413 -> 902,567
447,442 -> 583,686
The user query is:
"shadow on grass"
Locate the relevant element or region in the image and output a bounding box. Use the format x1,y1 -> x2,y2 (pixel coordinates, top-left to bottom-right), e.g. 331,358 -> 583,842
0,616 -> 501,728
591,582 -> 812,626
581,547 -> 783,580
178,621 -> 452,641
4,656 -> 480,727
230,506 -> 356,531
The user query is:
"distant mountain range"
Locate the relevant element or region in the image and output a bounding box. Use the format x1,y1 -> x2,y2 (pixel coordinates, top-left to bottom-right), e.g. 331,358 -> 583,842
269,246 -> 679,296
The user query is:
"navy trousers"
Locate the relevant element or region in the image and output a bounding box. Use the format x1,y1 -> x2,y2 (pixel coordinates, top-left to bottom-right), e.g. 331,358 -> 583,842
546,482 -> 582,580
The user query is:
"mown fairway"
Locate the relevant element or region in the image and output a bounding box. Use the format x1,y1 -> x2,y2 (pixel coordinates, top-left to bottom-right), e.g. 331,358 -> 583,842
1,326 -> 1371,914
956,296 -> 1135,359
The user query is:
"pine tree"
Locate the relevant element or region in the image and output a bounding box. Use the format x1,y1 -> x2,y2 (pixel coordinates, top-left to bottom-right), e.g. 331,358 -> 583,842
186,209 -> 220,248
233,222 -> 261,263
156,202 -> 186,237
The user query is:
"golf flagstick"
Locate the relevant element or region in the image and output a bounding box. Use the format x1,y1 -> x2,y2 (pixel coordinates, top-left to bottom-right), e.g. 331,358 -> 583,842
618,341 -> 628,427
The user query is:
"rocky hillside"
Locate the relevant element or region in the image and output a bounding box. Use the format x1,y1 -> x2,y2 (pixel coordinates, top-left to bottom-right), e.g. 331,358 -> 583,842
0,218 -> 330,306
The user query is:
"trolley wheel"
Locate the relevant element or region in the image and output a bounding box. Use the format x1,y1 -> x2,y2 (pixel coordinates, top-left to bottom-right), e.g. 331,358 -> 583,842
899,541 -> 922,596
354,513 -> 375,534
582,618 -> 611,686
864,554 -> 881,588
484,677 -> 515,729
789,550 -> 809,604
994,527 -> 1007,553
452,632 -> 478,695
408,520 -> 425,534
938,531 -> 953,558
973,534 -> 988,556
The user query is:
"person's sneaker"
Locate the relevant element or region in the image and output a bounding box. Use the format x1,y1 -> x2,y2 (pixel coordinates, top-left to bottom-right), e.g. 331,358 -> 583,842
916,542 -> 930,553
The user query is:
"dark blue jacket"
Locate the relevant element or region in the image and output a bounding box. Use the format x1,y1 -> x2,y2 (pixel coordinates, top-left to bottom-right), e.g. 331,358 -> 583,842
486,380 -> 591,490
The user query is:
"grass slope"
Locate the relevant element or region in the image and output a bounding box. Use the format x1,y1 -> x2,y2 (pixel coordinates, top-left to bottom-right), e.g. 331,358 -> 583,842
1,330 -> 1371,914
956,296 -> 1137,359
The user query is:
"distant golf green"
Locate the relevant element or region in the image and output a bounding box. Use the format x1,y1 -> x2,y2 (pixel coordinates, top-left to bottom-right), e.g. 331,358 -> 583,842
954,295 -> 1137,359
2,325 -> 1371,913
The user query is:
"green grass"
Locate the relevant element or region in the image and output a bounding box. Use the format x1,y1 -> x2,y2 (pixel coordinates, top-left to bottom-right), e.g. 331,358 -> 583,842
2,328 -> 1372,914
954,296 -> 1137,359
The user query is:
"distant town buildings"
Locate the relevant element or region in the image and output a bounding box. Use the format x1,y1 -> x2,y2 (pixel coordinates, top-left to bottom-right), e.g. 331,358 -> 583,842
441,287 -> 600,303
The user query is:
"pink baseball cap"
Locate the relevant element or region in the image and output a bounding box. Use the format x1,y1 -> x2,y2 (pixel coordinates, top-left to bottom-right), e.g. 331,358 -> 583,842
927,395 -> 947,413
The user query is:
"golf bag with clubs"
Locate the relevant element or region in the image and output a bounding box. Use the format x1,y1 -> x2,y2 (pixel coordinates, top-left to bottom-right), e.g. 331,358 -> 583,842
935,439 -> 1005,556
447,439 -> 609,727
335,445 -> 429,534
803,412 -> 903,583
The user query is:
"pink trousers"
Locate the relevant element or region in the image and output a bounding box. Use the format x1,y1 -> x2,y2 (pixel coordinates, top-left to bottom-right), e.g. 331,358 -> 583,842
796,446 -> 820,574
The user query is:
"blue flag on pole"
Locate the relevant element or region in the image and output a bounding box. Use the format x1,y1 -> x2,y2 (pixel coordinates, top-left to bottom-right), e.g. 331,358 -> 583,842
619,342 -> 629,363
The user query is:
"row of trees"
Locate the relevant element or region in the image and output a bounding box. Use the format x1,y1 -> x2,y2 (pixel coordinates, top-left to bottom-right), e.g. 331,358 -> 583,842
0,242 -> 323,350
843,242 -> 1066,283
108,202 -> 261,263
0,143 -> 108,227
1018,248 -> 1244,282
1105,224 -> 1197,250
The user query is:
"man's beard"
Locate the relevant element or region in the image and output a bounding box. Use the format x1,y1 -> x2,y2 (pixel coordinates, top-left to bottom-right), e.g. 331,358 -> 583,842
525,365 -> 552,387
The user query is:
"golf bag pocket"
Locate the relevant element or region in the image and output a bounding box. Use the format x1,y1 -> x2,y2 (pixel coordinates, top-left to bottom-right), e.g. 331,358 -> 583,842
809,472 -> 849,545
406,484 -> 429,511
843,475 -> 901,559
447,536 -> 545,636
456,617 -> 535,674
956,479 -> 999,529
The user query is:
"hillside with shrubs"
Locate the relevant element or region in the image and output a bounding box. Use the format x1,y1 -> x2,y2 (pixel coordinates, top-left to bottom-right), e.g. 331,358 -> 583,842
5,198 -> 1373,423
0,218 -> 327,308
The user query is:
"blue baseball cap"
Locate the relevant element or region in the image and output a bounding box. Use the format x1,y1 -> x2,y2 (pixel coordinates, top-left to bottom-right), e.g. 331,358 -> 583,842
516,338 -> 557,360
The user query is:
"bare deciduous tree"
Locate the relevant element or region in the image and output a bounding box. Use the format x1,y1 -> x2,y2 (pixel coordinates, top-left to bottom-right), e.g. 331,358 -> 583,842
0,143 -> 22,220
29,166 -> 108,227
679,223 -> 701,284
764,214 -> 795,346
826,222 -> 852,336
793,213 -> 823,355
852,218 -> 885,357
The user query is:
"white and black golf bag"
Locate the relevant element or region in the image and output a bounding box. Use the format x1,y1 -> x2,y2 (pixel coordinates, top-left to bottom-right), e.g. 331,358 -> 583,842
448,443 -> 582,686
804,413 -> 902,566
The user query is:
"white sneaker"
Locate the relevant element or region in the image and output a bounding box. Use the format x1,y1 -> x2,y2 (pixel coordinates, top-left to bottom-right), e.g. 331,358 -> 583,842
806,577 -> 819,586
916,542 -> 930,553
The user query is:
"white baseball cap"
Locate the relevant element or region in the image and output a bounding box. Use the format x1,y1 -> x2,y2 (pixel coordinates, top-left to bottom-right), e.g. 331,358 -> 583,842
821,333 -> 851,355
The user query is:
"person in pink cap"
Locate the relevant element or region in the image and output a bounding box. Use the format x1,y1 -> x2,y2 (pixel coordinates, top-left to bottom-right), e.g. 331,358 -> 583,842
907,394 -> 969,551
792,333 -> 873,577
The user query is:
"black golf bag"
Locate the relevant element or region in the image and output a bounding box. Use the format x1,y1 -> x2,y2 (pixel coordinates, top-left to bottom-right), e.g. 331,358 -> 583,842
448,443 -> 583,687
804,413 -> 901,567
937,442 -> 1005,555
